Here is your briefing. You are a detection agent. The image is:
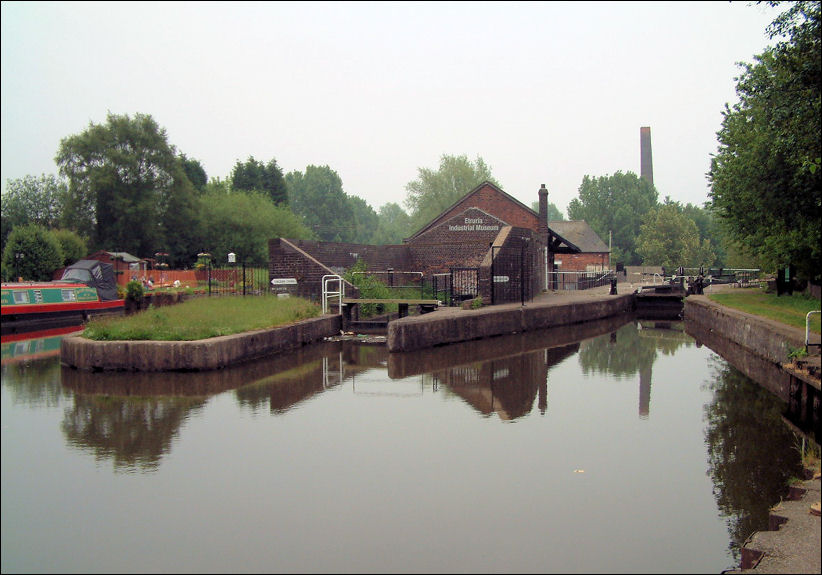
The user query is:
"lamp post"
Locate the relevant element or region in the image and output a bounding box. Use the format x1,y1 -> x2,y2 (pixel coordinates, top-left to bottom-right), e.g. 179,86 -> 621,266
14,251 -> 24,282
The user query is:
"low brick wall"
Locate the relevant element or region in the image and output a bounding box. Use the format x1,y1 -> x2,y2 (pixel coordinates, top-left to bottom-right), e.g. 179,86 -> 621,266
387,294 -> 635,352
61,315 -> 341,372
684,296 -> 806,365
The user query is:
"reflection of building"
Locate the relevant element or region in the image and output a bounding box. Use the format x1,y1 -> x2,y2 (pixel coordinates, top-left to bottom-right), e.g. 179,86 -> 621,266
439,345 -> 578,421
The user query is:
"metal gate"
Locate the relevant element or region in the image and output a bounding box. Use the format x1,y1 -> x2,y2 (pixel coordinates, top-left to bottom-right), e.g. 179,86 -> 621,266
450,268 -> 479,305
491,246 -> 534,305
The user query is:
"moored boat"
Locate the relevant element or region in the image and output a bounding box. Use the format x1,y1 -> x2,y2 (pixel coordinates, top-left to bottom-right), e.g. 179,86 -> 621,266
1,259 -> 125,335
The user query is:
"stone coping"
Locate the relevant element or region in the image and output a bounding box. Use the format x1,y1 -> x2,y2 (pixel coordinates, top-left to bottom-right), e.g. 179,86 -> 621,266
60,315 -> 341,372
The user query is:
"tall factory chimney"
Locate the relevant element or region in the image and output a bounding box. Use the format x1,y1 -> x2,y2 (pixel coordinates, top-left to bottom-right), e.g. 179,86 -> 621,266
640,126 -> 653,187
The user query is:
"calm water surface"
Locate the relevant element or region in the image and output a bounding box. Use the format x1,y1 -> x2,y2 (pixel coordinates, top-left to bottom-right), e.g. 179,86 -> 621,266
0,317 -> 805,573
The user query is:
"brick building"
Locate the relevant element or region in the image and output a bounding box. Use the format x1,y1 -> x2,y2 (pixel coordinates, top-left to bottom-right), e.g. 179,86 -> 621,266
269,182 -> 609,304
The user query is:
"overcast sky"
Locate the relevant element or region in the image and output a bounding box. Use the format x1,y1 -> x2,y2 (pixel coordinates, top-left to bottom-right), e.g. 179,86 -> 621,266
1,1 -> 781,217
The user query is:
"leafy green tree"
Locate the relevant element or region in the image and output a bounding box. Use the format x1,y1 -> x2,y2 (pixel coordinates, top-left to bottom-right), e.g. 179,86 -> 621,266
2,224 -> 63,281
179,153 -> 208,193
51,228 -> 88,267
708,1 -> 821,282
231,156 -> 288,205
55,112 -> 194,258
372,202 -> 413,245
636,200 -> 716,270
1,174 -> 68,248
285,165 -> 353,242
404,154 -> 499,232
199,189 -> 312,266
531,200 -> 565,222
567,171 -> 658,265
349,195 -> 379,244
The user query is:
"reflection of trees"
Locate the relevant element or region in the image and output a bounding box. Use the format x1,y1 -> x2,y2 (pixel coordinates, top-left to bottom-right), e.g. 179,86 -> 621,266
578,321 -> 692,418
577,321 -> 659,377
703,356 -> 804,561
1,358 -> 68,408
62,394 -> 206,472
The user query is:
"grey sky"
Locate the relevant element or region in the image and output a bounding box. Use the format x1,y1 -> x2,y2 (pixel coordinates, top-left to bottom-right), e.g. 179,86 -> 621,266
1,1 -> 780,217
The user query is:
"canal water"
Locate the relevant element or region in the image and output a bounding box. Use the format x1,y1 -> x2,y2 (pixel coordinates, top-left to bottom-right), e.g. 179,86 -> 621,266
0,316 -> 808,573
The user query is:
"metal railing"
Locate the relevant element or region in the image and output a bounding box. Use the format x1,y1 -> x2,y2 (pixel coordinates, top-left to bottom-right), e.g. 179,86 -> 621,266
551,270 -> 615,291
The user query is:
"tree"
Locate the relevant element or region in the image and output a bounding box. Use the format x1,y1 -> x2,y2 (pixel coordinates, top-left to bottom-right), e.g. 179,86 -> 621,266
179,154 -> 208,193
567,171 -> 658,265
2,224 -> 63,281
372,202 -> 413,245
636,200 -> 716,270
231,156 -> 288,205
51,228 -> 88,267
1,174 -> 68,248
349,195 -> 380,244
708,1 -> 821,282
199,189 -> 312,267
531,200 -> 565,222
404,154 -> 499,232
55,112 -> 193,258
285,165 -> 354,242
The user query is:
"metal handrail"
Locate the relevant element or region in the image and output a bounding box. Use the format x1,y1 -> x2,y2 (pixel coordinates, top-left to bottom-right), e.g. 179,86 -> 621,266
321,274 -> 343,315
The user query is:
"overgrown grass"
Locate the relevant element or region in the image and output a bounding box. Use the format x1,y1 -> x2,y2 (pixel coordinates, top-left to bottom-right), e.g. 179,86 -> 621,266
82,296 -> 321,341
708,289 -> 821,334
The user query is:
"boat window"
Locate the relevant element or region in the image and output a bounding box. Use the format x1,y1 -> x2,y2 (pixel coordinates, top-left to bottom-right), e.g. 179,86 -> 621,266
61,289 -> 77,302
61,269 -> 93,283
13,291 -> 29,304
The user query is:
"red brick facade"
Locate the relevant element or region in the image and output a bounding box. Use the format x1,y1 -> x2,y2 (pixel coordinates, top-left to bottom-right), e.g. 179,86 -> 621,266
269,182 -> 607,302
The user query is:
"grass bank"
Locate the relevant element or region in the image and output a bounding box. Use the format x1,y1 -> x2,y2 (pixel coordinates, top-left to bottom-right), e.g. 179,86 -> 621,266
83,296 -> 321,341
708,289 -> 821,334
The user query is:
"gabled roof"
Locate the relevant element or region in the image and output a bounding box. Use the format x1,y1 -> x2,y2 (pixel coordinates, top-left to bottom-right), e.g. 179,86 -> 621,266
406,181 -> 536,242
548,221 -> 609,253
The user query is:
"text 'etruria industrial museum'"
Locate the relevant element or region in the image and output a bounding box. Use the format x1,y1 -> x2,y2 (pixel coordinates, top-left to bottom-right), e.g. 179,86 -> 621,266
268,127 -> 654,305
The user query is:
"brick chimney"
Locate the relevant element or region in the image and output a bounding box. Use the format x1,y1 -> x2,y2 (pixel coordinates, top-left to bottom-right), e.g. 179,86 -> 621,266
640,126 -> 653,186
538,183 -> 549,241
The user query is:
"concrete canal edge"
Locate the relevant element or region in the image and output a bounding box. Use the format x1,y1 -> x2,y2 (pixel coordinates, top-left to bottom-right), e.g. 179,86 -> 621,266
685,295 -> 821,574
60,315 -> 341,372
684,295 -> 808,365
387,293 -> 635,352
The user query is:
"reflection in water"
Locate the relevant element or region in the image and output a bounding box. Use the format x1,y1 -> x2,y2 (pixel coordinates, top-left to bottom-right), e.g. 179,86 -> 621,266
578,320 -> 692,418
1,316 -> 814,572
1,360 -> 68,408
703,355 -> 805,561
61,394 -> 207,472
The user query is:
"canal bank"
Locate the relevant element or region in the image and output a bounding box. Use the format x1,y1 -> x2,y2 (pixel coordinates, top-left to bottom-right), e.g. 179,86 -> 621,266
684,288 -> 820,575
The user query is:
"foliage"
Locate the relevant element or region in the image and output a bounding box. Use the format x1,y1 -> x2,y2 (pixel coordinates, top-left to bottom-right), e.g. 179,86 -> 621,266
179,153 -> 208,193
404,154 -> 499,233
371,202 -> 413,245
198,188 -> 313,267
1,174 -> 68,249
1,223 -> 63,281
125,280 -> 144,305
531,200 -> 565,221
349,195 -> 380,244
54,112 -> 198,259
636,200 -> 716,270
343,259 -> 397,317
230,156 -> 288,205
567,171 -> 658,265
708,1 -> 821,282
51,228 -> 88,266
708,290 -> 821,333
82,295 -> 320,341
285,165 -> 354,242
